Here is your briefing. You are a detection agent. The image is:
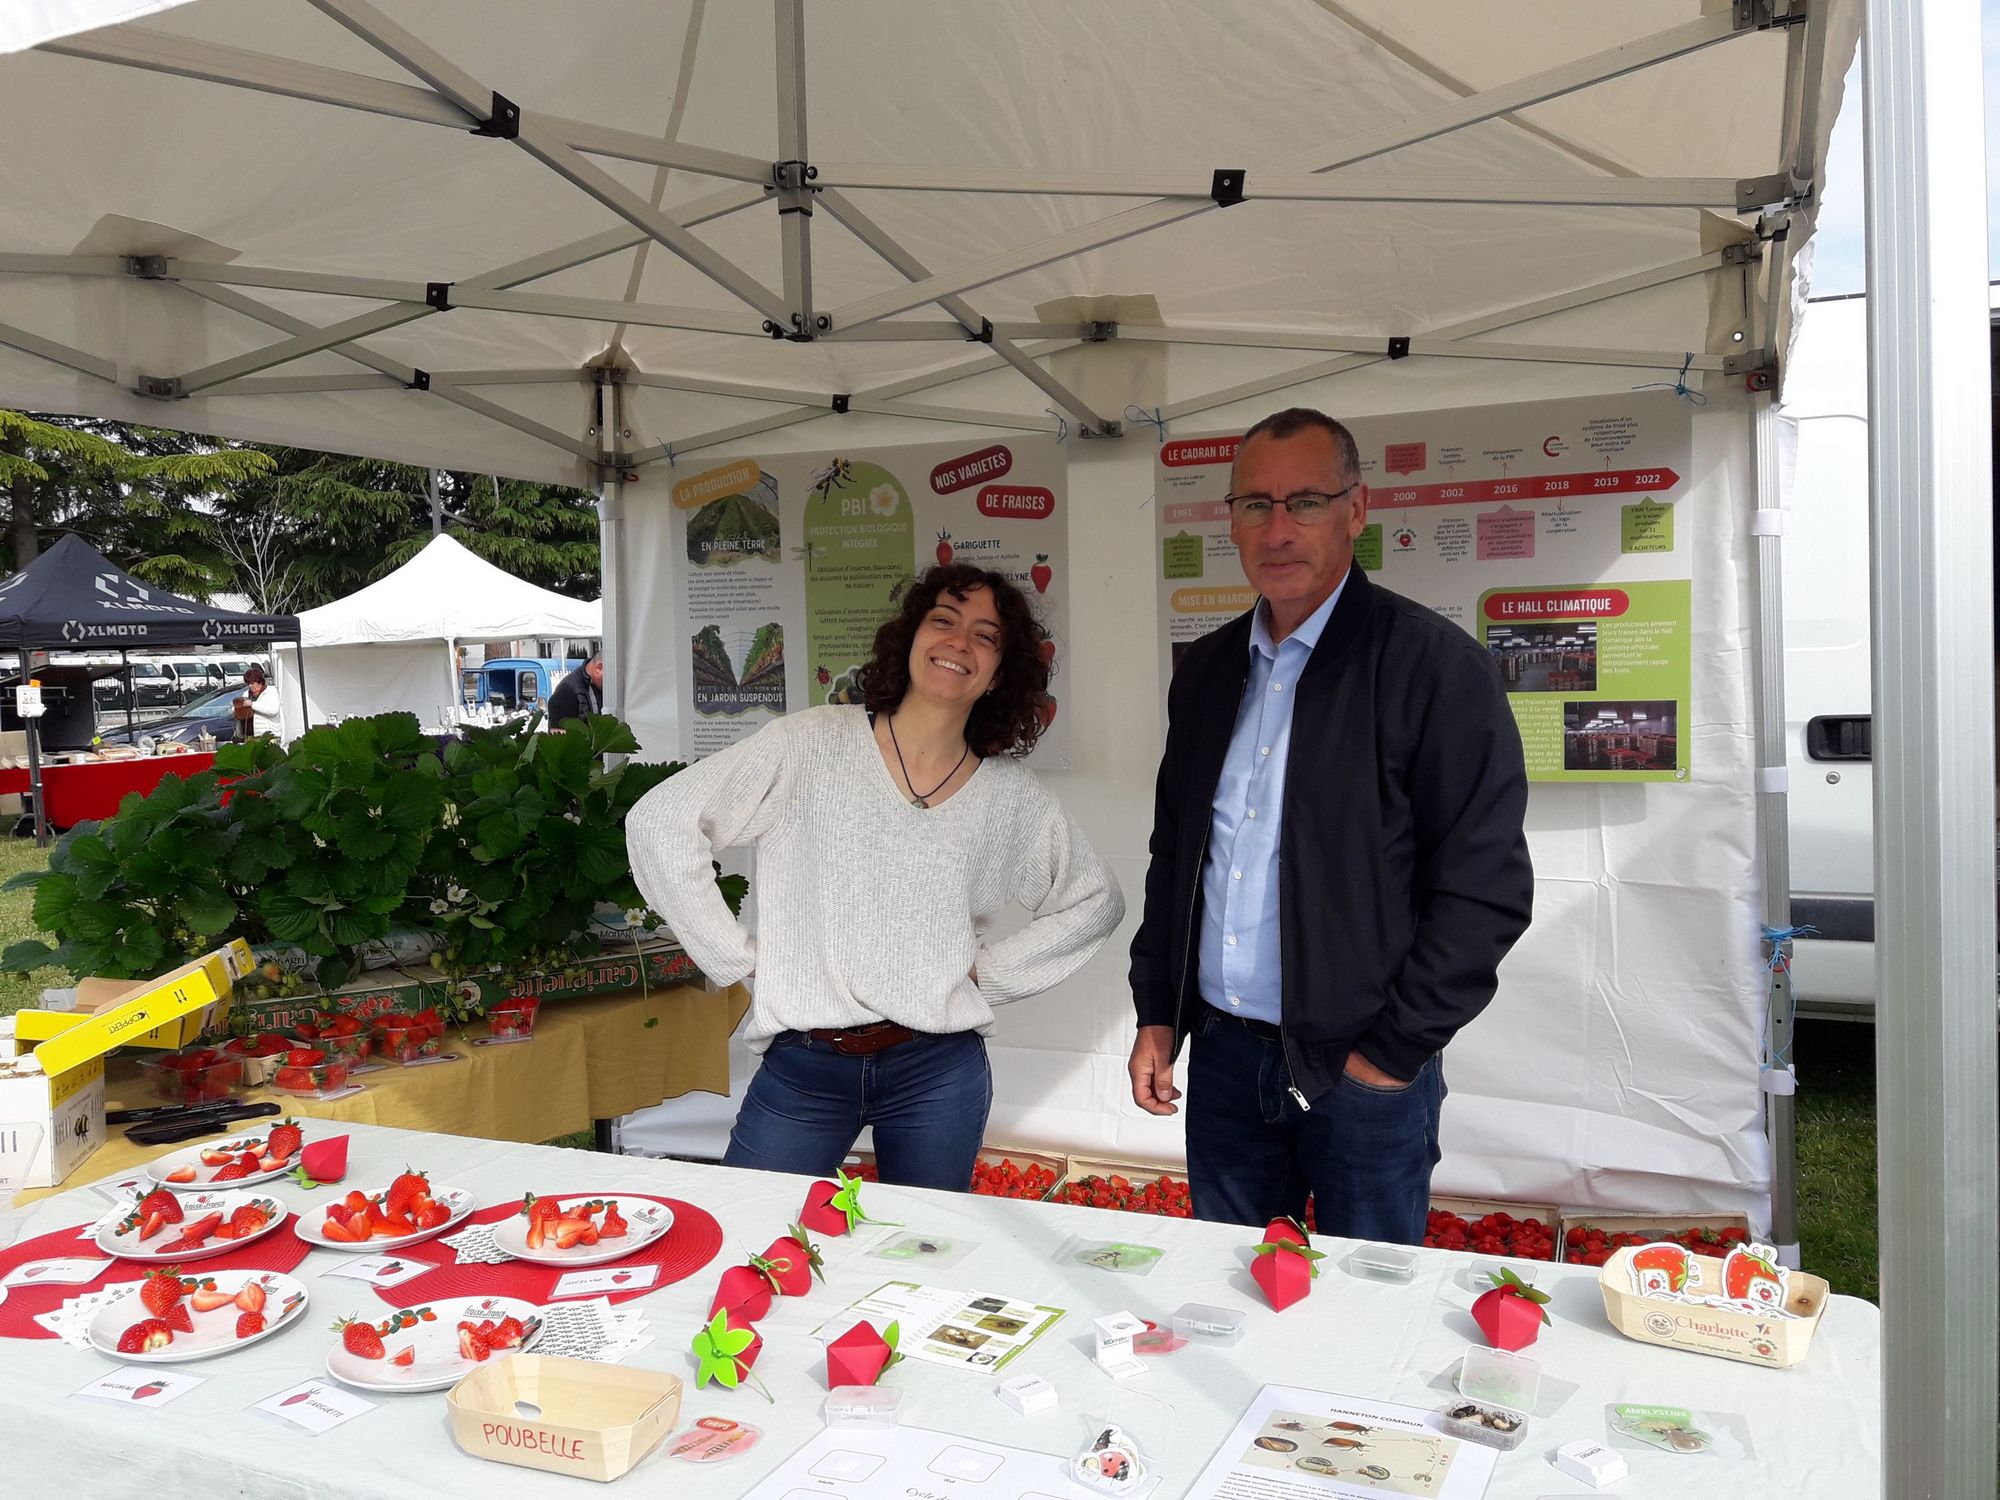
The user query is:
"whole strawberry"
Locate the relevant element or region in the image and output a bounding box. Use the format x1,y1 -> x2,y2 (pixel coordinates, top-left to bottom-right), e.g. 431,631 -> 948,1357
139,1267 -> 186,1319
335,1315 -> 385,1360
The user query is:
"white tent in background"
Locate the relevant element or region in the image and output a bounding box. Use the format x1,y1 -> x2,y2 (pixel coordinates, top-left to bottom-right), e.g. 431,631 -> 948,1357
276,532 -> 600,734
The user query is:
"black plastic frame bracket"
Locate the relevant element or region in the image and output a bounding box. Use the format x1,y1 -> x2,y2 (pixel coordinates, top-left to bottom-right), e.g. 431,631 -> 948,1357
966,317 -> 994,344
405,369 -> 431,392
425,282 -> 452,312
470,92 -> 521,139
831,394 -> 851,415
1211,169 -> 1246,207
1386,336 -> 1411,360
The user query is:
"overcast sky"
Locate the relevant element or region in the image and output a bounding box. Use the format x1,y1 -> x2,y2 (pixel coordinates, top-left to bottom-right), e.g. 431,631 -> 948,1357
1807,9 -> 2000,296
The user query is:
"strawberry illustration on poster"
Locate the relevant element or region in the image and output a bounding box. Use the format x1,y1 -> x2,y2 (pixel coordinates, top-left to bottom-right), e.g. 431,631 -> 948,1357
1153,392 -> 1695,783
665,436 -> 1069,765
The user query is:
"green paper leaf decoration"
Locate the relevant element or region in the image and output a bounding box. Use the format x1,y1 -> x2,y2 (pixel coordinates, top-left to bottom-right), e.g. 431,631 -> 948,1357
1487,1265 -> 1554,1323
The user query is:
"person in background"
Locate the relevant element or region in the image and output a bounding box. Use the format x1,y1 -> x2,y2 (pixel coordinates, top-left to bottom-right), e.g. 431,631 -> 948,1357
233,664 -> 282,743
627,564 -> 1123,1191
547,650 -> 603,726
1126,407 -> 1533,1243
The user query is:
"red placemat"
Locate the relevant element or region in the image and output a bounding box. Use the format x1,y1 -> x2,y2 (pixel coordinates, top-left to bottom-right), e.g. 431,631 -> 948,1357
0,1219 -> 310,1340
369,1195 -> 721,1309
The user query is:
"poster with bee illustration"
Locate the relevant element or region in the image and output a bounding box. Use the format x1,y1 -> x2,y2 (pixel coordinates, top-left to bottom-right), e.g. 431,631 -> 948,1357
662,436 -> 1069,764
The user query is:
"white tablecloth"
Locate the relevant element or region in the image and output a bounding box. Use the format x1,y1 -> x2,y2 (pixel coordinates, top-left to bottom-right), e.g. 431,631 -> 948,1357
1,1123 -> 1881,1497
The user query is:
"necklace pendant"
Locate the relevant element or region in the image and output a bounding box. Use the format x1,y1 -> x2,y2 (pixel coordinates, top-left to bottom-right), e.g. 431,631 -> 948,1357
911,796 -> 928,809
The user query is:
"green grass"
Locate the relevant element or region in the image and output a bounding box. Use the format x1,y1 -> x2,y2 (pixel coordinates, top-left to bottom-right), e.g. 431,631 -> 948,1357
0,836 -> 69,1019
1794,1018 -> 1879,1302
0,837 -> 1888,1256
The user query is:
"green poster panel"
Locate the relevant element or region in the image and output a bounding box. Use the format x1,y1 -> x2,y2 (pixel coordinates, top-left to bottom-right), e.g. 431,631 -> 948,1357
1354,523 -> 1384,571
1161,532 -> 1203,580
803,460 -> 917,704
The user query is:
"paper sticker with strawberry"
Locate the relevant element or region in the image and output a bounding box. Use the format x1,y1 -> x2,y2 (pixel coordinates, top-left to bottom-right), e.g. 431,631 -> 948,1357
1715,1242 -> 1792,1314
1628,1241 -> 1701,1300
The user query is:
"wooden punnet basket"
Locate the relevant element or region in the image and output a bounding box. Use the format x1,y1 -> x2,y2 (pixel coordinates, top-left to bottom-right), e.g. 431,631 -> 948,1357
1598,1245 -> 1830,1368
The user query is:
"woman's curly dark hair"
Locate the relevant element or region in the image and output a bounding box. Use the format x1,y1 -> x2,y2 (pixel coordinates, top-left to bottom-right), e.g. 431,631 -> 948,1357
857,564 -> 1053,758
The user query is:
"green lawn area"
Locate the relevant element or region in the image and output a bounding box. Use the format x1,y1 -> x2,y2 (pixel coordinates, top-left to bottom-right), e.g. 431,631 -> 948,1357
0,835 -> 1886,1295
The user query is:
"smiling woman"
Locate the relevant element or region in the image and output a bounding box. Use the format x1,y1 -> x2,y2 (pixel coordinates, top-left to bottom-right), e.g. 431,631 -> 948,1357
625,565 -> 1121,1194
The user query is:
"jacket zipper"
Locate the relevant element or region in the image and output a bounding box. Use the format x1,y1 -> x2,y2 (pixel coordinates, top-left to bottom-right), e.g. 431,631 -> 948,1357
1172,825 -> 1209,1039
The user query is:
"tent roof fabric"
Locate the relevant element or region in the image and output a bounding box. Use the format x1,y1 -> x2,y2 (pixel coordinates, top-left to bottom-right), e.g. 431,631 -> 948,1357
0,531 -> 299,649
0,0 -> 1857,487
296,532 -> 598,646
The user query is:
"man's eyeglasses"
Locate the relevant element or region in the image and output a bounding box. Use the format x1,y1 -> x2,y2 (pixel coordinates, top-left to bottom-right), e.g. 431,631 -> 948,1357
1223,482 -> 1360,527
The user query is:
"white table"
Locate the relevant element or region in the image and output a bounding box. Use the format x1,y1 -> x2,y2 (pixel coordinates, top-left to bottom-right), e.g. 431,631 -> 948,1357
0,1122 -> 1881,1497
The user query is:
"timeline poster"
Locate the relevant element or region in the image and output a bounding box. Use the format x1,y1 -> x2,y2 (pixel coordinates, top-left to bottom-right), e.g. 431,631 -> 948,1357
1154,392 -> 1696,783
669,436 -> 1070,765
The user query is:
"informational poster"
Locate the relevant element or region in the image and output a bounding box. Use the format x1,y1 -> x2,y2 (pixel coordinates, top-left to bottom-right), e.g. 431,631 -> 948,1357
668,437 -> 1069,765
808,1279 -> 1065,1375
1182,1385 -> 1498,1500
1154,392 -> 1695,782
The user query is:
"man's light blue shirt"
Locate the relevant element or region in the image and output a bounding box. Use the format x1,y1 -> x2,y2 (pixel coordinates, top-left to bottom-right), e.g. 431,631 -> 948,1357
1196,574 -> 1348,1025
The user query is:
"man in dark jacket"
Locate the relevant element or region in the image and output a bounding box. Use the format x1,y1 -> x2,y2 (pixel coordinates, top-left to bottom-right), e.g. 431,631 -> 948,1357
547,652 -> 603,727
1127,408 -> 1533,1242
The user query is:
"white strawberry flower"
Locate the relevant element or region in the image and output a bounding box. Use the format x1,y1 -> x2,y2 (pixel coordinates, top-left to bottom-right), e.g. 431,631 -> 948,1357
869,483 -> 899,516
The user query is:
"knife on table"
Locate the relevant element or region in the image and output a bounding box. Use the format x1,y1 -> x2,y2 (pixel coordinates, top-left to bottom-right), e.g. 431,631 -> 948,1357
124,1101 -> 282,1146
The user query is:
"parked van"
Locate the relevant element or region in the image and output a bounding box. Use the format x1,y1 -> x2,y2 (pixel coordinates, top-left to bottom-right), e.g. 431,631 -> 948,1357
1776,288 -> 2000,1016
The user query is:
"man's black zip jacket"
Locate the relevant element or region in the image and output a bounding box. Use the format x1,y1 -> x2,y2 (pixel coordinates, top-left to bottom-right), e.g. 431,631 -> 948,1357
1128,566 -> 1534,1100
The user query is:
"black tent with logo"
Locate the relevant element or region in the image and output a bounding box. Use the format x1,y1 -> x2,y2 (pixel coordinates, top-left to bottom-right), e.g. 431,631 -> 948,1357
0,533 -> 298,652
0,534 -> 300,840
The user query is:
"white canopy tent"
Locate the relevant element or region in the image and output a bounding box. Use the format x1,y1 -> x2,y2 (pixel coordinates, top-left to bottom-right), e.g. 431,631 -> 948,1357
0,2 -> 1989,1488
275,531 -> 600,733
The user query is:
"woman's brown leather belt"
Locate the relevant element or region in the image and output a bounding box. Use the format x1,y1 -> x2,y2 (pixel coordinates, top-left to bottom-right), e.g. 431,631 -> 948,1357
806,1020 -> 917,1056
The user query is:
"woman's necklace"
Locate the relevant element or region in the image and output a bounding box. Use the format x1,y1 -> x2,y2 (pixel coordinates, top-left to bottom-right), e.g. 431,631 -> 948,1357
887,714 -> 971,808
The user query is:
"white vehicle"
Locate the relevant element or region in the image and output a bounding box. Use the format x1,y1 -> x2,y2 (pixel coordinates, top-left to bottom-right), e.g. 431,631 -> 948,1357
1777,289 -> 1999,1017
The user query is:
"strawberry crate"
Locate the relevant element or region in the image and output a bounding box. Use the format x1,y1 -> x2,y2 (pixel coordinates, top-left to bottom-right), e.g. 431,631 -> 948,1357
1561,1211 -> 1752,1266
969,1146 -> 1065,1201
1049,1154 -> 1192,1217
1423,1195 -> 1564,1262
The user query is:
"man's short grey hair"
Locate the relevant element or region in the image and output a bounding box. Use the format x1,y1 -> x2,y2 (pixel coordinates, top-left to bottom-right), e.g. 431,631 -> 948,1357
1236,407 -> 1363,488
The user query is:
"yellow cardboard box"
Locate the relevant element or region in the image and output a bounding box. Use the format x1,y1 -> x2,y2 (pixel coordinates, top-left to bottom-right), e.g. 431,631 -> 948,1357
15,940 -> 253,1069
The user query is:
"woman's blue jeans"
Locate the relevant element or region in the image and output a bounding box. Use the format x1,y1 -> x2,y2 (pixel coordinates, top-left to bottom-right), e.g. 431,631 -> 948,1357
722,1028 -> 993,1192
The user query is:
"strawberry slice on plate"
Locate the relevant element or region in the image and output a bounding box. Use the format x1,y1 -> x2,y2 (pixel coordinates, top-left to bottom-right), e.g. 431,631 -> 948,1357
335,1316 -> 385,1360
116,1318 -> 174,1354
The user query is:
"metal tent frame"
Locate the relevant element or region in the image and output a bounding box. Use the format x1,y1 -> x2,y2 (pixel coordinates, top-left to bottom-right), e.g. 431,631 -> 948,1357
0,2 -> 1987,1489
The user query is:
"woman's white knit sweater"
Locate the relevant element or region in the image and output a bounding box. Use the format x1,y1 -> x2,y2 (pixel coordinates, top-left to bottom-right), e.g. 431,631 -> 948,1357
626,705 -> 1124,1050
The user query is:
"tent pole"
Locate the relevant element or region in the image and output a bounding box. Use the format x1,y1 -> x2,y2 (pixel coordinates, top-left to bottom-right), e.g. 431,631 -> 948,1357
595,373 -> 627,747
121,647 -> 132,736
1862,1 -> 1998,1496
1746,391 -> 1797,1265
24,710 -> 46,849
291,640 -> 310,739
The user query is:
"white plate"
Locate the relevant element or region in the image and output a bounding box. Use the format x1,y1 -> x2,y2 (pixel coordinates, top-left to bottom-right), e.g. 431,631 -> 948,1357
88,1269 -> 308,1363
487,1195 -> 672,1267
145,1125 -> 303,1191
295,1184 -> 476,1252
325,1294 -> 542,1393
94,1189 -> 288,1263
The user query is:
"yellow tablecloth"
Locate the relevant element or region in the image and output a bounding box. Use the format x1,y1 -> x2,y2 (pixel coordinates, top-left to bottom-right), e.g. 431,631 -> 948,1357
20,981 -> 747,1203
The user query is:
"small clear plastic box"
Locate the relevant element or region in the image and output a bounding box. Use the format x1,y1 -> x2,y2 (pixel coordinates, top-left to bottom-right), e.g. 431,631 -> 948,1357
823,1384 -> 901,1428
1169,1302 -> 1244,1347
1457,1345 -> 1541,1413
1343,1243 -> 1418,1283
1463,1257 -> 1539,1293
1438,1398 -> 1529,1451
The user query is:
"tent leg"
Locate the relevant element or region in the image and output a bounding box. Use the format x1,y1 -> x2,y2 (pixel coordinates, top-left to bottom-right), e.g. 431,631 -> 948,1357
595,373 -> 627,744
1747,391 -> 1797,1263
122,647 -> 133,736
24,713 -> 47,848
1863,1 -> 1999,1496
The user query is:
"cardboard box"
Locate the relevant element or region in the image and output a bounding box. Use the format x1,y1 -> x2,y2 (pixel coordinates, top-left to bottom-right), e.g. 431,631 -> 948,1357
232,937 -> 700,1031
972,1145 -> 1067,1199
0,1050 -> 105,1190
1562,1211 -> 1750,1241
15,939 -> 253,1067
447,1355 -> 682,1482
1598,1245 -> 1829,1368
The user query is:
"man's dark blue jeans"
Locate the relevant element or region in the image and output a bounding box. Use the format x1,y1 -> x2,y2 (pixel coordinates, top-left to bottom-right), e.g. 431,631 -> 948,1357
723,1028 -> 991,1191
1183,1003 -> 1444,1242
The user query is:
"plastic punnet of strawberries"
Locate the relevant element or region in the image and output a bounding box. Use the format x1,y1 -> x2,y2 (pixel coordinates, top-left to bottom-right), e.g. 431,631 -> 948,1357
1050,1172 -> 1193,1218
1563,1222 -> 1751,1267
1422,1208 -> 1559,1262
968,1158 -> 1058,1199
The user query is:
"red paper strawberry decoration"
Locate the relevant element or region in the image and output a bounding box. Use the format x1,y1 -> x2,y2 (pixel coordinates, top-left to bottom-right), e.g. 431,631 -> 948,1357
708,1263 -> 774,1324
1472,1266 -> 1551,1351
797,1169 -> 879,1238
760,1228 -> 823,1298
1263,1214 -> 1309,1248
1250,1233 -> 1326,1311
691,1310 -> 769,1400
826,1319 -> 901,1388
290,1135 -> 348,1189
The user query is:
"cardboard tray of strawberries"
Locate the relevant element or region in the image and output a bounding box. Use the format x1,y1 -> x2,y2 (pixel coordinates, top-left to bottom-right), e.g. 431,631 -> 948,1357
969,1147 -> 1065,1201
1562,1213 -> 1751,1266
1049,1155 -> 1193,1217
1425,1196 -> 1564,1262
